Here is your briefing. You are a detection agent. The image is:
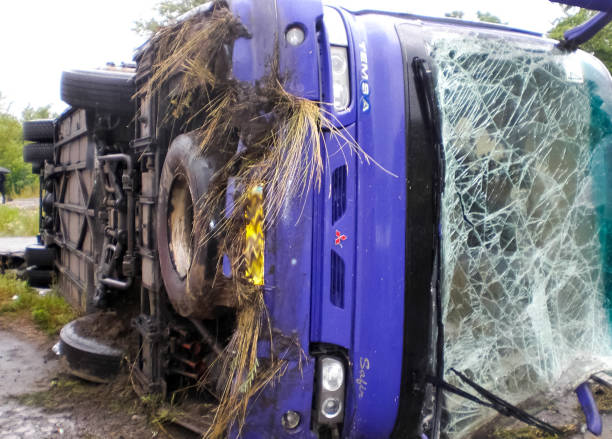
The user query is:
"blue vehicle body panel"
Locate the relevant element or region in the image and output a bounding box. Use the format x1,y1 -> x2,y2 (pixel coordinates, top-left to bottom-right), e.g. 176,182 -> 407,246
343,11 -> 407,438
230,1 -> 409,436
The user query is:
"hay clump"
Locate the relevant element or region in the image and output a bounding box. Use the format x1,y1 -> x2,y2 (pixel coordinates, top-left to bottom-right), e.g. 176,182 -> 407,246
138,2 -> 386,437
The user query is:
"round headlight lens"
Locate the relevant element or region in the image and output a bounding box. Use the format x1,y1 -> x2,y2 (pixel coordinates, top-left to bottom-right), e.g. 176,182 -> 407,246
321,397 -> 342,419
286,26 -> 305,46
321,358 -> 344,392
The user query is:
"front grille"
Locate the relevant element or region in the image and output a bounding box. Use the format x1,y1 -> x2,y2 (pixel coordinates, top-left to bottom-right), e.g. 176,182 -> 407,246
330,249 -> 345,308
332,165 -> 347,224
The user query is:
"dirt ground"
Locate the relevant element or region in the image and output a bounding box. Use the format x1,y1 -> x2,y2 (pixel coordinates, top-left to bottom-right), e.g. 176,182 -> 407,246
5,198 -> 40,210
0,316 -> 198,439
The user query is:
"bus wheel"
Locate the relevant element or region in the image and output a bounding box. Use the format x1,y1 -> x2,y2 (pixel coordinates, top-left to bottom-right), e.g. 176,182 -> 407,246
156,133 -> 234,319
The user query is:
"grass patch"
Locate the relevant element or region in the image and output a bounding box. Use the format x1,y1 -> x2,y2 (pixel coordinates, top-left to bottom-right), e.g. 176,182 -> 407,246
11,181 -> 39,199
16,375 -> 94,410
0,205 -> 38,236
0,273 -> 76,335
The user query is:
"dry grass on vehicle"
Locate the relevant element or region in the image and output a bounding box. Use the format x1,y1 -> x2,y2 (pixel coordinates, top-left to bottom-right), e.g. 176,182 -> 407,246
0,273 -> 76,335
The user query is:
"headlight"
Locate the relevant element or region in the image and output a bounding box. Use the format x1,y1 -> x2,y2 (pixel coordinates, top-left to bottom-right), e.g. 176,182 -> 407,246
321,357 -> 344,391
331,46 -> 350,111
315,355 -> 346,426
324,6 -> 351,113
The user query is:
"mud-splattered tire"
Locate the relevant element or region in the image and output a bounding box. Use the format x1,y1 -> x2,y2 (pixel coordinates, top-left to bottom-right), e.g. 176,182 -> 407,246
59,316 -> 124,383
23,143 -> 53,164
23,119 -> 54,142
25,245 -> 55,269
157,133 -> 230,319
25,266 -> 53,287
61,69 -> 135,115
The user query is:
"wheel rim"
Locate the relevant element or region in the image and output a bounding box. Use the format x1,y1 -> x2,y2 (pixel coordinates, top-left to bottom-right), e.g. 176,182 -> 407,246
168,174 -> 193,278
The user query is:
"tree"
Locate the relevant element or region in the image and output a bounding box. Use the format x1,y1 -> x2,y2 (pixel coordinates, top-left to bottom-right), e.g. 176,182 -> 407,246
548,8 -> 612,72
21,104 -> 57,122
0,96 -> 48,196
445,11 -> 464,19
134,0 -> 210,35
0,112 -> 37,196
477,11 -> 503,24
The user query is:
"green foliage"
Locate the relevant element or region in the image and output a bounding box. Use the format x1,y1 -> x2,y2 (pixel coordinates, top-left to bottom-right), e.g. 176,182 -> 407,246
445,11 -> 464,19
0,205 -> 38,237
477,11 -> 504,24
21,104 -> 57,122
0,96 -> 50,196
0,109 -> 36,195
133,0 -> 211,35
0,273 -> 76,335
548,8 -> 612,72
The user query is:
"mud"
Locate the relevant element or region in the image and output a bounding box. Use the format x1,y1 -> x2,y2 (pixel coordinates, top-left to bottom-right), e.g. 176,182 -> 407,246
0,317 -> 198,439
73,311 -> 136,351
0,328 -> 76,438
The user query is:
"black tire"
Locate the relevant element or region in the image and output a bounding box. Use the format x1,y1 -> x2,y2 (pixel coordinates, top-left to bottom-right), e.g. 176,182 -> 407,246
23,142 -> 53,164
42,192 -> 54,215
32,163 -> 41,175
61,69 -> 135,115
43,216 -> 54,231
23,119 -> 54,142
25,266 -> 53,287
59,316 -> 124,383
25,245 -> 55,269
157,133 -> 229,319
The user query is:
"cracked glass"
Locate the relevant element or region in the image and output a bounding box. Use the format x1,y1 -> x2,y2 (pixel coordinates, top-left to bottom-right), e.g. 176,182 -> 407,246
429,30 -> 612,436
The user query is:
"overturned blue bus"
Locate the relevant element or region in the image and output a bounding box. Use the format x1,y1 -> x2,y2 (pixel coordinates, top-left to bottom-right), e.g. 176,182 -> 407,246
21,1 -> 612,437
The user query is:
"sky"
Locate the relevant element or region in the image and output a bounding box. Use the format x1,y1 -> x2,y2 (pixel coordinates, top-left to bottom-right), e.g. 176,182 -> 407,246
0,0 -> 568,118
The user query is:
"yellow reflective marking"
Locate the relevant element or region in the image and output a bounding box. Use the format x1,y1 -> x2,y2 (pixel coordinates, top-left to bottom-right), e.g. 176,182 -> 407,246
245,186 -> 264,285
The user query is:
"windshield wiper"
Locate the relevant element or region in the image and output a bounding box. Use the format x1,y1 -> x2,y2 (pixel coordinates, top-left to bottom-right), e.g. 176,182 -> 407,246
412,58 -> 445,193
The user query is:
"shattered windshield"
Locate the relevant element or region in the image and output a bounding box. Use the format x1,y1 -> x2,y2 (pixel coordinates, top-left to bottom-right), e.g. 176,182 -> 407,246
429,30 -> 612,436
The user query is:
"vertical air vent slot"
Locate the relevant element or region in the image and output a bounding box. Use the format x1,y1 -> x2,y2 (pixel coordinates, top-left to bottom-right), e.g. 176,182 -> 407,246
332,165 -> 347,224
330,249 -> 345,309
